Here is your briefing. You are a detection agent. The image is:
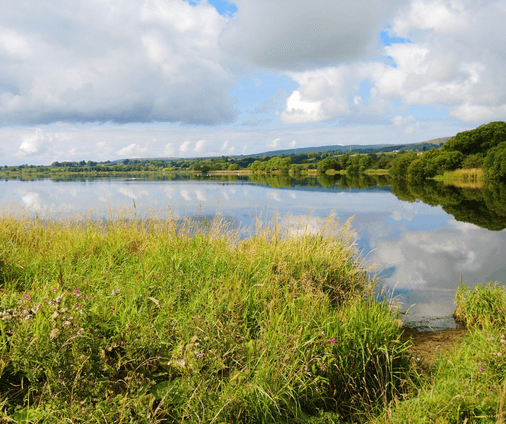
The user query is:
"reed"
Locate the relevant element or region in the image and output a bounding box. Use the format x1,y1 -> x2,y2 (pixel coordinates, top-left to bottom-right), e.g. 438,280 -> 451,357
0,205 -> 411,423
435,167 -> 485,183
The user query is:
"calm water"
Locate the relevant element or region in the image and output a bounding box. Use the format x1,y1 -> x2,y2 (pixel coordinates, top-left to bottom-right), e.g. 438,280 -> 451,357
2,173 -> 505,329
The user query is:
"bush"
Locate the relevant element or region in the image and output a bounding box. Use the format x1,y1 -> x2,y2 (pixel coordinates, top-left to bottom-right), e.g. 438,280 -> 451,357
443,121 -> 506,156
484,141 -> 506,180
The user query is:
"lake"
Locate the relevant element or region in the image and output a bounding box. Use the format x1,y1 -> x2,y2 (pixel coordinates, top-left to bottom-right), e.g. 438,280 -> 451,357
1,173 -> 505,329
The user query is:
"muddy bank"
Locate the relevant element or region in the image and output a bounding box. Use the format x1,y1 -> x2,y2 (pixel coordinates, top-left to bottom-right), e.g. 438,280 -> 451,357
402,326 -> 467,367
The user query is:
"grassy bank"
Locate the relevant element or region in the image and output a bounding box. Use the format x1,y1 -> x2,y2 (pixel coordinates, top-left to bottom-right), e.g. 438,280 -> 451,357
0,207 -> 412,423
375,280 -> 506,423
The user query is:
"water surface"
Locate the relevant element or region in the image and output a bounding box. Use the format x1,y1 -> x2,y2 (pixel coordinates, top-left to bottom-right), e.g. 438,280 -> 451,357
2,174 -> 505,329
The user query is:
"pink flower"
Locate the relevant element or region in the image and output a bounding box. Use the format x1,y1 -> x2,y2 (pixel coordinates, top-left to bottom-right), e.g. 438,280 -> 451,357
329,337 -> 337,345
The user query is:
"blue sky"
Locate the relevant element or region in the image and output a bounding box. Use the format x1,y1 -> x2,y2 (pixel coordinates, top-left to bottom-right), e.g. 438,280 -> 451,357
1,0 -> 505,165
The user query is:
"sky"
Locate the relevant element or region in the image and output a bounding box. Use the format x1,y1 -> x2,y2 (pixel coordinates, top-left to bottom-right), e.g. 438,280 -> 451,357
1,0 -> 505,165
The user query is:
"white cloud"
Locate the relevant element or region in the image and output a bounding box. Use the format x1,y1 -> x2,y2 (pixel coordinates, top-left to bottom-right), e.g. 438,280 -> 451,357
0,0 -> 237,125
194,139 -> 207,153
392,0 -> 469,37
116,143 -> 148,157
391,115 -> 420,134
220,140 -> 230,151
0,28 -> 33,59
16,129 -> 45,157
163,143 -> 175,157
179,141 -> 192,155
266,138 -> 280,149
289,140 -> 296,149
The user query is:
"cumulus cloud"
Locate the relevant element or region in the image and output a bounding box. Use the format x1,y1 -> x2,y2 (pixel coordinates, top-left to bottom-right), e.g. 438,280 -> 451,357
194,139 -> 207,153
16,130 -> 46,157
220,0 -> 400,70
179,141 -> 192,155
220,140 -> 230,151
266,138 -> 280,149
116,143 -> 148,157
163,143 -> 175,157
391,115 -> 420,134
0,0 -> 237,126
279,0 -> 506,125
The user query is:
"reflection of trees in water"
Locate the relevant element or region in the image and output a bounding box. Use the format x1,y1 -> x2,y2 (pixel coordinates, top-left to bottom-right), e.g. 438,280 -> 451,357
391,179 -> 506,231
248,174 -> 392,190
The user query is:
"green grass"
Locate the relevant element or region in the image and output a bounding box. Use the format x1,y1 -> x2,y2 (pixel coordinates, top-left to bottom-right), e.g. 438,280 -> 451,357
0,205 -> 412,423
374,280 -> 506,423
455,280 -> 506,328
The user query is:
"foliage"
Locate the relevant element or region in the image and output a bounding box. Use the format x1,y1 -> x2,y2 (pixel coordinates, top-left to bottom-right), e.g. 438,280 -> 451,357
454,280 -> 506,328
390,179 -> 506,231
374,278 -> 506,423
462,153 -> 484,169
389,152 -> 418,178
0,208 -> 412,423
442,121 -> 506,156
374,326 -> 506,423
484,141 -> 506,181
317,158 -> 339,173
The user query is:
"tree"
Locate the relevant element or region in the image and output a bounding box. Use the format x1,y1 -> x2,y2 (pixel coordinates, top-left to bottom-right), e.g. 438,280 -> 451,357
484,141 -> 506,180
317,158 -> 339,173
442,121 -> 506,156
389,152 -> 417,177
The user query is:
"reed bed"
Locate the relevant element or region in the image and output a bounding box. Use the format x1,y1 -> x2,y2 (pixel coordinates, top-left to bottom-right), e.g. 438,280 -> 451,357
0,205 -> 411,423
435,168 -> 485,184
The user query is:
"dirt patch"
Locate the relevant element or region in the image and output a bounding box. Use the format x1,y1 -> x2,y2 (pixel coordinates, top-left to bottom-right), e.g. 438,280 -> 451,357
401,327 -> 467,367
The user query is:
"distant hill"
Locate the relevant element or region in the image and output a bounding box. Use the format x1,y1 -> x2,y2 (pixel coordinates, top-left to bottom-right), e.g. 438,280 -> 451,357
241,136 -> 453,158
113,136 -> 454,163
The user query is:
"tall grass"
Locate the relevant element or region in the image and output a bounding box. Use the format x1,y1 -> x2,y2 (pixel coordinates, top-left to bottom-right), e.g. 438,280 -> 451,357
374,279 -> 506,423
435,168 -> 485,185
0,205 -> 411,423
454,279 -> 506,328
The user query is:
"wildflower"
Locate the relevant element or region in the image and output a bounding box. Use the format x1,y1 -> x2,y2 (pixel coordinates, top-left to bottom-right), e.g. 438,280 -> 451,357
75,288 -> 80,296
321,364 -> 327,372
86,296 -> 91,300
321,331 -> 325,336
480,367 -> 484,373
111,290 -> 115,296
329,337 -> 336,345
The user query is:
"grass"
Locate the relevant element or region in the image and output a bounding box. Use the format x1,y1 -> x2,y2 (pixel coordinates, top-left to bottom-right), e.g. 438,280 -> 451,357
434,168 -> 485,185
454,279 -> 506,329
0,205 -> 412,423
374,279 -> 506,423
